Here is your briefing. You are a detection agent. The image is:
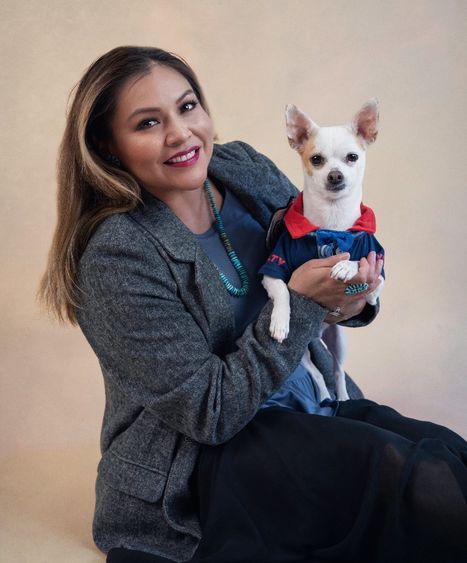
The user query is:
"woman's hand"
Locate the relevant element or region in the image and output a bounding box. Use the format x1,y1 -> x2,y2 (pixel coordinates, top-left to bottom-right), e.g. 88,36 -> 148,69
288,251 -> 384,323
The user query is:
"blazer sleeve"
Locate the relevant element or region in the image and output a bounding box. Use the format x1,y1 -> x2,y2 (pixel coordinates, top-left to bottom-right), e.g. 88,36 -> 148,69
77,221 -> 328,446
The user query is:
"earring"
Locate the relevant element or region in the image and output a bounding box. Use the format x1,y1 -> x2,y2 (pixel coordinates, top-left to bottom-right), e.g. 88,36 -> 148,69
106,154 -> 121,167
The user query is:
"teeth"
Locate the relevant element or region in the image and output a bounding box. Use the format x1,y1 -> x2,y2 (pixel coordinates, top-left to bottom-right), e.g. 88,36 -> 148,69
167,149 -> 196,163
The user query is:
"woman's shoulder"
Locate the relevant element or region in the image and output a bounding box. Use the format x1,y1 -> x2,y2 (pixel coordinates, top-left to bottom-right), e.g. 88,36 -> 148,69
212,140 -> 262,161
211,141 -> 298,192
212,140 -> 279,167
79,210 -> 161,271
84,212 -> 140,249
210,141 -> 299,222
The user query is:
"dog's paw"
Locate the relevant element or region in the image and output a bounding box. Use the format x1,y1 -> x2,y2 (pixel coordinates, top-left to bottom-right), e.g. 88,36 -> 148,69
330,260 -> 359,282
318,389 -> 332,402
269,311 -> 290,343
336,389 -> 350,401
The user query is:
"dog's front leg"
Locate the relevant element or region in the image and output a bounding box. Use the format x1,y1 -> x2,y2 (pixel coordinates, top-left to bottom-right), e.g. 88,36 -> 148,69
322,323 -> 349,401
262,276 -> 291,343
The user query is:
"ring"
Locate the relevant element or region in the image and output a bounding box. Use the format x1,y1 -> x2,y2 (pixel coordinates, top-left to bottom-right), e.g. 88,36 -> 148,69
329,306 -> 342,317
344,283 -> 369,295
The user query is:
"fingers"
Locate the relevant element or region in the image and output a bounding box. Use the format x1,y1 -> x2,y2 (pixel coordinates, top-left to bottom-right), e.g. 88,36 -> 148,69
357,257 -> 370,281
306,252 -> 350,269
352,252 -> 383,287
288,254 -> 351,308
287,250 -> 383,312
376,258 -> 384,278
367,250 -> 376,268
365,252 -> 384,290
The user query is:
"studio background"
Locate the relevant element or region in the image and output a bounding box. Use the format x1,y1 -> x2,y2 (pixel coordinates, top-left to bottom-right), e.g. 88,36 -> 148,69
1,1 -> 466,561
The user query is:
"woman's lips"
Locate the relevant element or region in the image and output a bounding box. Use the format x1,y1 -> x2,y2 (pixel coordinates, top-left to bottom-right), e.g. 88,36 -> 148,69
165,147 -> 200,167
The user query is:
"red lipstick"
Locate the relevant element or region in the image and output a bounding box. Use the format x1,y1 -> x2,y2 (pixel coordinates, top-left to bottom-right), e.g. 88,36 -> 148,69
164,146 -> 200,167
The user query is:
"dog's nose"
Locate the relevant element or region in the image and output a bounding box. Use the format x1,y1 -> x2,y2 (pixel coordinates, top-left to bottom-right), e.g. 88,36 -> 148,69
327,169 -> 344,185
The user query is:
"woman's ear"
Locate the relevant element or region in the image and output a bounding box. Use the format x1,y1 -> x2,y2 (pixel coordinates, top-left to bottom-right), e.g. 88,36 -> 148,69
93,136 -> 121,167
93,135 -> 110,159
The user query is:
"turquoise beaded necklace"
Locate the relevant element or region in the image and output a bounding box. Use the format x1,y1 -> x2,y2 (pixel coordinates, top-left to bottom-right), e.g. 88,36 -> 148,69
203,179 -> 249,297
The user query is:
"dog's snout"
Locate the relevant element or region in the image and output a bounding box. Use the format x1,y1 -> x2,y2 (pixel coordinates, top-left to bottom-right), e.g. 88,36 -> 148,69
327,169 -> 344,185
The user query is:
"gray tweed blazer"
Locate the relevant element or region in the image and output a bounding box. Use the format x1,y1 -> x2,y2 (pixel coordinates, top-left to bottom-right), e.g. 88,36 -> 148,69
77,141 -> 371,561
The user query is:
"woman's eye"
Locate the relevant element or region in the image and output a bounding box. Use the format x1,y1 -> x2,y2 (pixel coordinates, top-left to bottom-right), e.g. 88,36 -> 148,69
311,154 -> 323,166
137,118 -> 159,130
346,153 -> 359,162
181,100 -> 198,112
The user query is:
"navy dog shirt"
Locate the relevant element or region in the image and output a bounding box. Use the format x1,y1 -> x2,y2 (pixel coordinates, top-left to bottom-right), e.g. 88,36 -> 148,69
259,192 -> 385,282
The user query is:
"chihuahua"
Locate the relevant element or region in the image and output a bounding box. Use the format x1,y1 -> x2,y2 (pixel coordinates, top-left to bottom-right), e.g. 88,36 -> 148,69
260,100 -> 384,402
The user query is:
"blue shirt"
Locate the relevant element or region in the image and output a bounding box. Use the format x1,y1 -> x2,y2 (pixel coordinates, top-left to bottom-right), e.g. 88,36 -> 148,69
259,228 -> 385,283
195,186 -> 337,416
195,186 -> 270,338
259,193 -> 385,283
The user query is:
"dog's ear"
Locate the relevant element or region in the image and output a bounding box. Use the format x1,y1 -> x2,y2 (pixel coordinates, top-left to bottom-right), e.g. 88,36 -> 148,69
351,99 -> 379,145
285,104 -> 318,151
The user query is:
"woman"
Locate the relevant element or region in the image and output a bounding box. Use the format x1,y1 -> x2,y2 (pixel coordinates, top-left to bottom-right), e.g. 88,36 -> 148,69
39,46 -> 467,563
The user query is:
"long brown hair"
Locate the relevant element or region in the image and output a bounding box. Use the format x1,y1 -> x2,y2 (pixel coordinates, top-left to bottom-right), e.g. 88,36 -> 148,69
38,46 -> 210,324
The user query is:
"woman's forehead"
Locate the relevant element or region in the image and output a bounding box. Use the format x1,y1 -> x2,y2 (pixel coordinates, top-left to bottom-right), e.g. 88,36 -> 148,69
116,65 -> 192,112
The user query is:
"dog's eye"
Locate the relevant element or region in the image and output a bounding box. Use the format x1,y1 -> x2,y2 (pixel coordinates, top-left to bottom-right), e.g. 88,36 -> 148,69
346,153 -> 359,162
311,154 -> 323,166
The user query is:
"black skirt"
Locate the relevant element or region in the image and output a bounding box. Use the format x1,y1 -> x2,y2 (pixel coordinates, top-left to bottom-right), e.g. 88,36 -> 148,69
107,400 -> 467,563
192,400 -> 467,563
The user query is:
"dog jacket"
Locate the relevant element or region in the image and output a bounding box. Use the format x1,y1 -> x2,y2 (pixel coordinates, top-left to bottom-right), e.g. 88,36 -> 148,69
259,192 -> 385,282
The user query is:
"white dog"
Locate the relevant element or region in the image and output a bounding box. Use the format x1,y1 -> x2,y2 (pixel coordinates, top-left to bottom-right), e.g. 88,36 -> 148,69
260,100 -> 384,402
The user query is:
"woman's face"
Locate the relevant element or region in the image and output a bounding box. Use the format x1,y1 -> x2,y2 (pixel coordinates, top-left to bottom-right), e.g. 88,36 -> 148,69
107,64 -> 214,200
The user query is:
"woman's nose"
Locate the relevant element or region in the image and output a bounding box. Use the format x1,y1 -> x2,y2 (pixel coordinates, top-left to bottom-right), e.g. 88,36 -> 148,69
165,117 -> 192,146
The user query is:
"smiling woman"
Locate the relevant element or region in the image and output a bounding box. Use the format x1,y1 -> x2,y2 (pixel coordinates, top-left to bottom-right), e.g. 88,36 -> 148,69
39,46 -> 467,563
107,65 -> 215,210
38,47 -> 212,322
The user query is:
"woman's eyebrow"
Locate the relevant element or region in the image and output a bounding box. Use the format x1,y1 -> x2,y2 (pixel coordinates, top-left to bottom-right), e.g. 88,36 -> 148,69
128,89 -> 195,121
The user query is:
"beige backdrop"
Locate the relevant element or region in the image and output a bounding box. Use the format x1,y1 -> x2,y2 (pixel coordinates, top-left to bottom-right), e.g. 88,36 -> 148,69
1,0 -> 466,561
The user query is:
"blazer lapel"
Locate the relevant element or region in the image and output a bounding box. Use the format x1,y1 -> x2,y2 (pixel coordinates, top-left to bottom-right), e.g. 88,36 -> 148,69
131,189 -> 198,262
129,190 -> 235,352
